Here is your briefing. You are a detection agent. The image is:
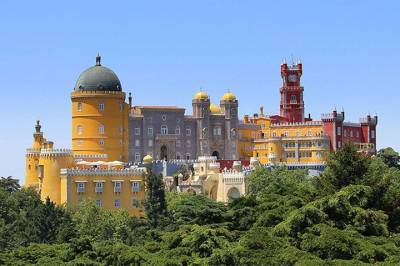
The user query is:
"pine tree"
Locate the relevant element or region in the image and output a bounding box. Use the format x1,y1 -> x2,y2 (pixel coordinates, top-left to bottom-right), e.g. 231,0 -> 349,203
144,172 -> 167,228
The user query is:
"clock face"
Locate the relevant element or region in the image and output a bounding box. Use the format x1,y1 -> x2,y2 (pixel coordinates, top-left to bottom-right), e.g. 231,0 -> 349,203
288,74 -> 297,82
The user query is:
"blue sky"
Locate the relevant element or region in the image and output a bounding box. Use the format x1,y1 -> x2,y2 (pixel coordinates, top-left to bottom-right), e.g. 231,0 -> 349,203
0,0 -> 399,182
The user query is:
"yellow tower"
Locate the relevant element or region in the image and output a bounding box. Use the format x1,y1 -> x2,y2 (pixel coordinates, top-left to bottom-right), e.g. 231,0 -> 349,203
39,148 -> 74,204
25,120 -> 44,189
71,54 -> 129,162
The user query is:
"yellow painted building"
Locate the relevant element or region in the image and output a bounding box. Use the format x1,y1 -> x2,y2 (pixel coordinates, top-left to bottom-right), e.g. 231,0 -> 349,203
25,55 -> 147,216
239,113 -> 330,165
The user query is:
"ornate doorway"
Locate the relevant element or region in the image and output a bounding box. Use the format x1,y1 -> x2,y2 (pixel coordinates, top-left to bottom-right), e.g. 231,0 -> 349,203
160,145 -> 168,160
212,150 -> 220,159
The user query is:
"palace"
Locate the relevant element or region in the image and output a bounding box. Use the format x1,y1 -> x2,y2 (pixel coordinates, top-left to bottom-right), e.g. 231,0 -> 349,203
238,61 -> 378,166
24,55 -> 378,214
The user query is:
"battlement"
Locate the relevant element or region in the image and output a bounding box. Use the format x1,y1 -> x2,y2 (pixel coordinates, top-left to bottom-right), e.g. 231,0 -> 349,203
26,148 -> 73,157
221,171 -> 245,184
74,154 -> 108,160
60,167 -> 146,177
71,90 -> 125,97
360,115 -> 378,126
321,112 -> 344,121
270,121 -> 323,127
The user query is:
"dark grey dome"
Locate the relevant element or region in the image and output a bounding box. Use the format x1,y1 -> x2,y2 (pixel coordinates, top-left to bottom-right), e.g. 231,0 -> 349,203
74,54 -> 122,91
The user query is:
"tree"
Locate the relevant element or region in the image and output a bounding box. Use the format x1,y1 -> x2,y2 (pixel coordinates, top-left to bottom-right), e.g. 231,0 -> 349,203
377,147 -> 400,169
0,176 -> 20,192
320,143 -> 371,190
144,172 -> 167,228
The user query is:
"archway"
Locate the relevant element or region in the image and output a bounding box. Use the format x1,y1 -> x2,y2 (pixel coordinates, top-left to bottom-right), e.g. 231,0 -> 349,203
160,145 -> 168,160
227,187 -> 240,202
212,150 -> 220,159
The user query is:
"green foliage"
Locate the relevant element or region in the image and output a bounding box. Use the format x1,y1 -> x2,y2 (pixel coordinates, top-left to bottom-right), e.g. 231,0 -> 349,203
144,172 -> 167,228
167,192 -> 227,226
2,147 -> 400,265
321,143 -> 371,190
377,147 -> 400,169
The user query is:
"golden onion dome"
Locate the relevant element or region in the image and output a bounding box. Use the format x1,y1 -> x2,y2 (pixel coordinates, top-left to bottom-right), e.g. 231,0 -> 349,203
143,154 -> 153,164
193,90 -> 209,100
221,91 -> 236,101
210,103 -> 222,113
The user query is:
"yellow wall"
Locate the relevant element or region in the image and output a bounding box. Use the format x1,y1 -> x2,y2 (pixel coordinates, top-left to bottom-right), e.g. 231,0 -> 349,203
39,152 -> 74,204
62,170 -> 146,216
242,116 -> 330,164
71,90 -> 129,162
238,125 -> 258,160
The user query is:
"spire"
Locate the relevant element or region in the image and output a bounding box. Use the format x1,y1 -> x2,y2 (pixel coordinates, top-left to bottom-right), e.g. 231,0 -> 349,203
35,120 -> 41,133
95,53 -> 101,66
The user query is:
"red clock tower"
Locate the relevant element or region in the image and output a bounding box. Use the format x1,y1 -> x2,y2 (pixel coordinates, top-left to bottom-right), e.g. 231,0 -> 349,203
280,61 -> 304,123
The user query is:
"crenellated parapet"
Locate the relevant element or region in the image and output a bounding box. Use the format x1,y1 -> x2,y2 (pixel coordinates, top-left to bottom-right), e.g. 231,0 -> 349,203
60,167 -> 146,177
271,121 -> 323,127
39,148 -> 73,157
74,154 -> 108,160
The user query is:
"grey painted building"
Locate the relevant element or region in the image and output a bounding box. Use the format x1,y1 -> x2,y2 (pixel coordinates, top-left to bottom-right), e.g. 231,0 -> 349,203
128,91 -> 239,162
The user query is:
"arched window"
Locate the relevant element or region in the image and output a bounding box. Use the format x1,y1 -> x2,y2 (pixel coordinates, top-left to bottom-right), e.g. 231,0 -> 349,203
175,126 -> 181,135
98,102 -> 105,111
77,102 -> 82,112
290,95 -> 297,102
99,124 -> 105,134
77,125 -> 83,135
161,125 -> 168,135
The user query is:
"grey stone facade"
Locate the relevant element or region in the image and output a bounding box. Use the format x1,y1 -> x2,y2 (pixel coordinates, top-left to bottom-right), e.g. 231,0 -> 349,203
128,95 -> 239,162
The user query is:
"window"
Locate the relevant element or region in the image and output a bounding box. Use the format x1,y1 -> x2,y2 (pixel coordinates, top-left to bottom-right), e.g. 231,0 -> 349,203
162,115 -> 167,121
296,131 -> 301,137
337,127 -> 342,136
119,102 -> 123,112
95,182 -> 104,193
272,132 -> 277,137
77,182 -> 85,193
290,95 -> 297,103
95,199 -> 102,207
148,139 -> 153,147
371,130 -> 375,138
114,181 -> 122,193
119,127 -> 123,135
131,181 -> 140,192
176,140 -> 181,147
147,127 -> 153,136
186,140 -> 191,148
186,128 -> 191,136
356,131 -> 360,138
77,125 -> 83,136
134,128 -> 140,135
338,141 -> 342,148
135,139 -> 140,147
99,124 -> 105,134
307,131 -> 312,137
175,126 -> 181,135
161,125 -> 168,135
176,153 -> 181,159
99,139 -> 104,146
134,153 -> 140,162
77,102 -> 82,112
98,102 -> 105,111
186,153 -> 191,160
284,131 -> 289,137
120,139 -> 123,146
114,199 -> 121,208
213,127 -> 222,136
132,198 -> 139,208
350,131 -> 353,138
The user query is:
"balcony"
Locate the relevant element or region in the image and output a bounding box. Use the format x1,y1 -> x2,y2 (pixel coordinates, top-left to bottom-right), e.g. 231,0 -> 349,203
155,134 -> 180,141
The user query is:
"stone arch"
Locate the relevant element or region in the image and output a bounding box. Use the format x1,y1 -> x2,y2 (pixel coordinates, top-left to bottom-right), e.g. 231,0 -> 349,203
227,187 -> 240,202
212,150 -> 220,159
160,145 -> 168,160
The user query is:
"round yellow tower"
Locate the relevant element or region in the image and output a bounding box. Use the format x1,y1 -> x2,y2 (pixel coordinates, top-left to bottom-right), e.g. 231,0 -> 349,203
39,149 -> 74,204
25,120 -> 44,189
71,54 -> 129,162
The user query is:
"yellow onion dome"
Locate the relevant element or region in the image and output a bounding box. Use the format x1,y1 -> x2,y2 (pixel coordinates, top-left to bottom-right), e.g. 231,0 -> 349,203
143,154 -> 153,164
210,103 -> 222,113
193,90 -> 209,100
221,91 -> 236,101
